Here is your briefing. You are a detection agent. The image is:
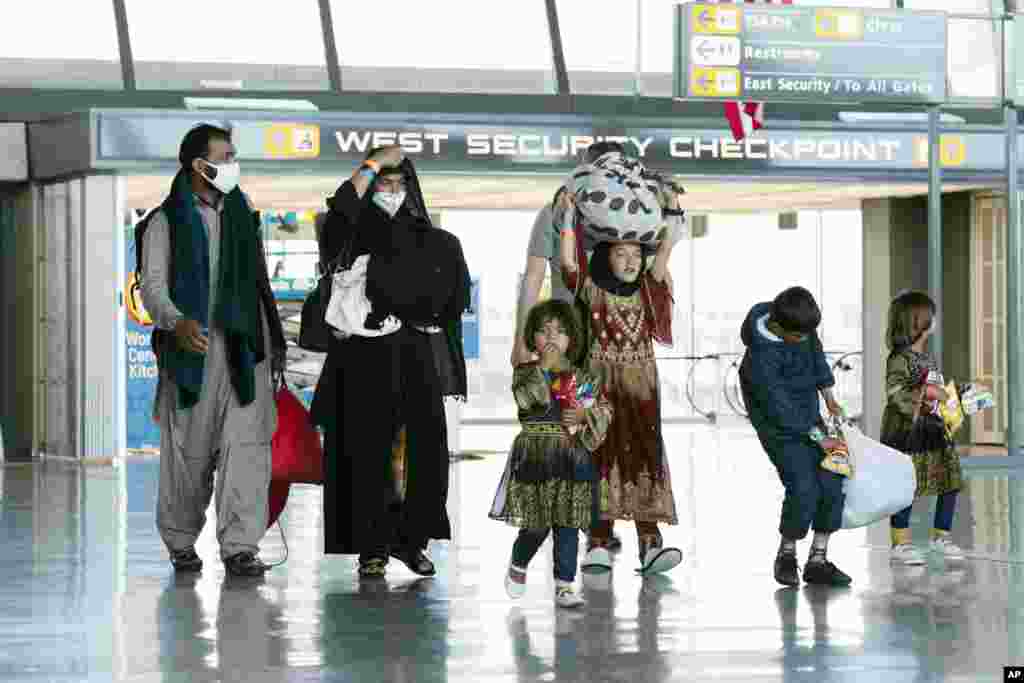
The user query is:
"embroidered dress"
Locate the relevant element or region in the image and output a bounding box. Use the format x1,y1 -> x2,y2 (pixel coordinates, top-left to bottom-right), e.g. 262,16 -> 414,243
565,270 -> 678,524
490,364 -> 612,530
880,349 -> 962,497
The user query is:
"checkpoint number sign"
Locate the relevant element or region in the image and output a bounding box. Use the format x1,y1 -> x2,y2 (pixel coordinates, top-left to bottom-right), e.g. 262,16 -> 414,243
264,123 -> 321,159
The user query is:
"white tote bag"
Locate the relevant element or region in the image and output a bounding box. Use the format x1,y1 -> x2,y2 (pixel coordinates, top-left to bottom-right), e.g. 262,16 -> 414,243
324,254 -> 402,339
839,422 -> 917,529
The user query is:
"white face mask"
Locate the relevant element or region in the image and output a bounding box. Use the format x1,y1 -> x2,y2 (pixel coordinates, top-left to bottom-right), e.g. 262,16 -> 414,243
373,190 -> 407,217
201,160 -> 241,195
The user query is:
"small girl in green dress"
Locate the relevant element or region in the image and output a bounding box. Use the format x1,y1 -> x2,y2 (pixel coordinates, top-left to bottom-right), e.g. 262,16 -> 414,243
880,290 -> 966,565
490,300 -> 612,608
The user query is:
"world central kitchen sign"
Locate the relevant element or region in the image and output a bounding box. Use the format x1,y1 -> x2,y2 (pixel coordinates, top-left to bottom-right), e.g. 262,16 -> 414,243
95,110 -> 1012,176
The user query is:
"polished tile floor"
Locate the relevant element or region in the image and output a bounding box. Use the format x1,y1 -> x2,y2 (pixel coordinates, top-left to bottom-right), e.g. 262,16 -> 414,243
1,425 -> 1023,682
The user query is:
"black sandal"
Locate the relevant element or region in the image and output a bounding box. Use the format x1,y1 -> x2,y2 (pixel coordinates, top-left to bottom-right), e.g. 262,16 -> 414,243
390,548 -> 436,577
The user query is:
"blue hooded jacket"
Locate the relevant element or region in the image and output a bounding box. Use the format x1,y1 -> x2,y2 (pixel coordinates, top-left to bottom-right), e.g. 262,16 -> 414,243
739,302 -> 835,444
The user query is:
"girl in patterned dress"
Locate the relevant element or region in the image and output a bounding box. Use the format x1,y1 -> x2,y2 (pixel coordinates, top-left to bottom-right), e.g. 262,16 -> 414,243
490,300 -> 613,608
558,196 -> 683,575
880,291 -> 966,565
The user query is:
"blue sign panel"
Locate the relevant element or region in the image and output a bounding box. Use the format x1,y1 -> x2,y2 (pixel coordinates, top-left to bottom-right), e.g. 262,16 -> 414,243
462,278 -> 480,361
124,234 -> 161,450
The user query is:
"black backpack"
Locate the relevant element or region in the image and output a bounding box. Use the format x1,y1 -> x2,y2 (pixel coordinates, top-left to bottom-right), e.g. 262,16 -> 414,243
364,219 -> 471,330
131,209 -> 174,364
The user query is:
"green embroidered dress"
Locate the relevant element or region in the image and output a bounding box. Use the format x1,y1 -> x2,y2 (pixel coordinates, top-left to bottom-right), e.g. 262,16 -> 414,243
490,363 -> 612,530
879,349 -> 962,497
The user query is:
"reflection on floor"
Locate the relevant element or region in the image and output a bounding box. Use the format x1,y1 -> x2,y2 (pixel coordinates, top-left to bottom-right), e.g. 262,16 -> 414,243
1,425 -> 1022,682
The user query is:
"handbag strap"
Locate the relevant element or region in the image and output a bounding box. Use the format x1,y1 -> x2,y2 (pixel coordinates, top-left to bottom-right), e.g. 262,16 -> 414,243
318,225 -> 357,280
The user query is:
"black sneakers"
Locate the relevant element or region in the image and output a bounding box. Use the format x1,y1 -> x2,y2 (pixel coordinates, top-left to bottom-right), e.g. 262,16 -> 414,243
774,551 -> 799,587
170,547 -> 203,573
803,559 -> 852,587
223,552 -> 268,577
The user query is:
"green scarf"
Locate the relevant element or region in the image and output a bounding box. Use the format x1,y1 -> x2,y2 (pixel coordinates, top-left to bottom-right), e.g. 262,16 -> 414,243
162,170 -> 265,408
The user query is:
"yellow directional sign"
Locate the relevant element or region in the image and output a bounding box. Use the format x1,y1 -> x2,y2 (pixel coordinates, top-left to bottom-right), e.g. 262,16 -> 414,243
814,9 -> 863,40
691,4 -> 741,35
690,67 -> 741,97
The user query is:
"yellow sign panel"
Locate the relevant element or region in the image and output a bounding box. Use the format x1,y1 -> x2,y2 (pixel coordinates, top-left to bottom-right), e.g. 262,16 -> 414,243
690,67 -> 741,98
814,9 -> 864,41
264,123 -> 321,159
125,272 -> 153,327
912,135 -> 967,168
691,4 -> 741,35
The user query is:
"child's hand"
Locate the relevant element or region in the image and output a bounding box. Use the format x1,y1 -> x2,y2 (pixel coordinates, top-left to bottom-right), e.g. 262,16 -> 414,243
825,398 -> 844,417
562,406 -> 586,427
539,343 -> 561,370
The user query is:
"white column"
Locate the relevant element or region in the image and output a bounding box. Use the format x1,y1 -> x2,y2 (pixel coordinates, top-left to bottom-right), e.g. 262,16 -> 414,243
78,175 -> 127,462
861,198 -> 893,441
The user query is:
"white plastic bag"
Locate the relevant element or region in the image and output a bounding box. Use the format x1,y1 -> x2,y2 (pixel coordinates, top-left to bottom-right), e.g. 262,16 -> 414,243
839,422 -> 917,529
325,254 -> 402,339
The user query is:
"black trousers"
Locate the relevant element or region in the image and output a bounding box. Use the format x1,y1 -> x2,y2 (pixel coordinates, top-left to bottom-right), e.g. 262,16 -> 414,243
323,328 -> 451,557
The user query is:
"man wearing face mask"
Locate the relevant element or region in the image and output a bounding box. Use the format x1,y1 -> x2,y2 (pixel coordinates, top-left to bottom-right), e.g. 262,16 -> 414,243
311,146 -> 471,578
140,124 -> 286,577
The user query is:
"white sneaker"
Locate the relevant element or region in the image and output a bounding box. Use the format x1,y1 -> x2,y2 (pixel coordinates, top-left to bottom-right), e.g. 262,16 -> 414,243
555,582 -> 585,609
505,564 -> 527,599
930,536 -> 966,560
890,544 -> 926,566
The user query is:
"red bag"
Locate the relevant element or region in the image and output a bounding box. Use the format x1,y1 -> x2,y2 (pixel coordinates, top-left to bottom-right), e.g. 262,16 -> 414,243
267,480 -> 290,528
271,384 -> 325,484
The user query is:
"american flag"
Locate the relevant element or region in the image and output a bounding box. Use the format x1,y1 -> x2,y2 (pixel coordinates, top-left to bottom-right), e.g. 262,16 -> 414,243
709,0 -> 794,141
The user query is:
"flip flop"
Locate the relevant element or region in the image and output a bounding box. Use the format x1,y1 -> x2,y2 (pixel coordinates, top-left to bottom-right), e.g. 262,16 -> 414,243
581,546 -> 613,572
637,547 -> 683,575
358,557 -> 388,578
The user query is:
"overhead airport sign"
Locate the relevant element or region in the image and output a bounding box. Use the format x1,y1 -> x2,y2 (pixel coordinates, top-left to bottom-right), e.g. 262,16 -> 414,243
674,3 -> 947,104
94,110 -> 1016,180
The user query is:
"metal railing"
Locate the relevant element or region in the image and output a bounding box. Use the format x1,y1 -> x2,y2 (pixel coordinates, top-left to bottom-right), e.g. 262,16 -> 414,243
659,350 -> 864,425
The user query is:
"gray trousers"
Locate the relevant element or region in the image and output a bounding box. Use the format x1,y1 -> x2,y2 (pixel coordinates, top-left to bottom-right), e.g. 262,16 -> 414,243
156,329 -> 275,559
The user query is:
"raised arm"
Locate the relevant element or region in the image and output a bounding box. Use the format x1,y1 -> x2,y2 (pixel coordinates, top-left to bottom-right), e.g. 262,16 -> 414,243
557,195 -> 581,293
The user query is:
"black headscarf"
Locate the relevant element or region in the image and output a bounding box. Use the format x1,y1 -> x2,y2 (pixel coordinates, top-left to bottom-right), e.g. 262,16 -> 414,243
588,241 -> 655,297
367,159 -> 431,225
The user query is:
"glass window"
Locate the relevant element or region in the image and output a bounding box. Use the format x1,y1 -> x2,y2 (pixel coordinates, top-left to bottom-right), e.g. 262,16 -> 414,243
557,0 -> 639,95
0,0 -> 121,89
126,0 -> 329,91
331,1 -> 553,94
948,18 -> 1001,99
903,0 -> 994,12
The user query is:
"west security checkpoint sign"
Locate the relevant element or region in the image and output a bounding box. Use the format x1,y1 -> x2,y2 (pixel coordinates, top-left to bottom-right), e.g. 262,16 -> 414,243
674,2 -> 947,104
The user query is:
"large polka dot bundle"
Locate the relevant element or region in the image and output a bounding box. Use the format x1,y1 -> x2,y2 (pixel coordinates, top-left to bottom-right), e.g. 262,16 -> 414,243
569,152 -> 667,246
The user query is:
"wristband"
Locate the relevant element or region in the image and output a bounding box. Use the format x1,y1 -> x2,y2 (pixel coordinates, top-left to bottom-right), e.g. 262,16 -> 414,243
357,167 -> 377,181
663,208 -> 685,217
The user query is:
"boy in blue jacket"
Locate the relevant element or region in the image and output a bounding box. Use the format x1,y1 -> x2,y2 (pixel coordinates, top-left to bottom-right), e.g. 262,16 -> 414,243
739,286 -> 850,587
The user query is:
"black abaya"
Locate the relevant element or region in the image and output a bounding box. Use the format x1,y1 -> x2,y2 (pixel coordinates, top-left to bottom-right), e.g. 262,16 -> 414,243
311,176 -> 465,556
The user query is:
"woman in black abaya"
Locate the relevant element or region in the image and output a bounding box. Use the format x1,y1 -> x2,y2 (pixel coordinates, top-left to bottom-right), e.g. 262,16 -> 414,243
310,145 -> 470,578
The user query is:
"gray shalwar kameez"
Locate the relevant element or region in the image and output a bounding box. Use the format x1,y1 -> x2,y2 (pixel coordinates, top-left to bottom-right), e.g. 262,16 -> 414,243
140,197 -> 276,560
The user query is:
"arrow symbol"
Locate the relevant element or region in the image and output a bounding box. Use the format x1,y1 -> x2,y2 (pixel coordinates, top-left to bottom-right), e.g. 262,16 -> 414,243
698,41 -> 716,60
696,73 -> 713,89
697,9 -> 714,29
